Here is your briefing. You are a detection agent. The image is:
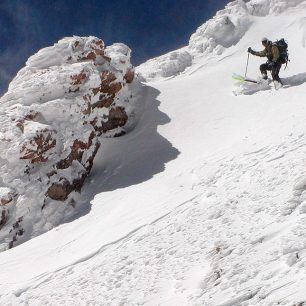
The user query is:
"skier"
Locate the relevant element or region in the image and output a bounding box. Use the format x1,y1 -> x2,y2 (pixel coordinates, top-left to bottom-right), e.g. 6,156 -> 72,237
248,37 -> 282,84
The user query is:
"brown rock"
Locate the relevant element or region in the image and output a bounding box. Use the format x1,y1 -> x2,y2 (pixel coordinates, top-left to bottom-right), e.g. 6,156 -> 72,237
95,50 -> 104,56
47,178 -> 74,201
100,71 -> 122,95
84,141 -> 100,172
0,190 -> 15,206
124,68 -> 135,84
15,111 -> 41,133
102,55 -> 111,62
0,36 -> 136,247
90,71 -> 122,100
83,94 -> 91,102
107,107 -> 128,128
92,107 -> 128,135
0,210 -> 8,230
20,128 -> 57,163
83,51 -> 96,61
46,134 -> 101,202
72,40 -> 81,50
100,71 -> 116,87
91,87 -> 100,96
24,110 -> 40,121
79,50 -> 110,63
47,172 -> 89,201
108,82 -> 123,95
70,70 -> 88,85
0,198 -> 12,206
90,39 -> 105,50
16,121 -> 24,133
92,96 -> 114,109
55,132 -> 95,171
82,102 -> 92,115
70,138 -> 92,160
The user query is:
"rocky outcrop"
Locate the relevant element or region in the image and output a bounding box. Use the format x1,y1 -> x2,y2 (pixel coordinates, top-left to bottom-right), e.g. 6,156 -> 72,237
0,36 -> 139,250
0,188 -> 16,233
188,1 -> 251,55
0,188 -> 16,206
20,124 -> 57,163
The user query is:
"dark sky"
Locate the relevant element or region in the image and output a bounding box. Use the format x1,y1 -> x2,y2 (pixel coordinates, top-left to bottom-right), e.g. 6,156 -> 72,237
0,0 -> 229,95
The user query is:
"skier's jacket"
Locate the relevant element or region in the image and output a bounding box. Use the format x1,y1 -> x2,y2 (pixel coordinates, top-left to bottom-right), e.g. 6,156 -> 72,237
252,41 -> 280,62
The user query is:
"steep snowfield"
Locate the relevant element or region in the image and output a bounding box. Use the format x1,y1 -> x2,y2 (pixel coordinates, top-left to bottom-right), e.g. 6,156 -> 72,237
1,0 -> 306,305
138,0 -> 306,82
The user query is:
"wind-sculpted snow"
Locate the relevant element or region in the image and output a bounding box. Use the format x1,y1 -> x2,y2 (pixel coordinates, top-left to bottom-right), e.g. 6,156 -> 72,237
137,48 -> 193,82
138,0 -> 306,81
188,1 -> 251,55
189,0 -> 306,56
248,0 -> 306,16
0,36 -> 138,250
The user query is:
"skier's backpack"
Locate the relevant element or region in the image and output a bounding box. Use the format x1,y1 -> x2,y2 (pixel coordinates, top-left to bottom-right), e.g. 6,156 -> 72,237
273,38 -> 289,68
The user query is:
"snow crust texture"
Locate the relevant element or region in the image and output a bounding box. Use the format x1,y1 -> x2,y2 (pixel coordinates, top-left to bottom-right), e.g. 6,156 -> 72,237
136,48 -> 192,82
137,0 -> 306,81
2,0 -> 306,305
0,36 -> 138,250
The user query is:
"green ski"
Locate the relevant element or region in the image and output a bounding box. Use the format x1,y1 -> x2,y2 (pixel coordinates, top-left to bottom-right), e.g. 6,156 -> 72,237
232,73 -> 260,84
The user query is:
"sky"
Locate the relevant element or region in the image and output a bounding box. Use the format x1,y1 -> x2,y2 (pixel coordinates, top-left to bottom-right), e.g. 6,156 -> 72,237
0,0 -> 229,95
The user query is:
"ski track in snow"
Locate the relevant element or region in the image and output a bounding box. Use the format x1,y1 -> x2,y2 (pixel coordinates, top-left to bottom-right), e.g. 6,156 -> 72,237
3,133 -> 306,306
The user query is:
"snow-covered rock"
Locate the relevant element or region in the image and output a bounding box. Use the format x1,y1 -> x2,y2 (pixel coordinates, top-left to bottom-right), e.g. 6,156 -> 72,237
137,0 -> 252,81
0,187 -> 16,206
189,0 -> 251,55
248,0 -> 306,16
137,48 -> 193,81
138,0 -> 306,82
0,36 -> 138,250
189,0 -> 306,56
293,176 -> 306,191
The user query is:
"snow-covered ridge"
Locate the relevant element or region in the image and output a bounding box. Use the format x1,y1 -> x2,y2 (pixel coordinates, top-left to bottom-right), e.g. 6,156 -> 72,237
137,0 -> 306,81
136,48 -> 193,82
248,0 -> 306,16
0,36 -> 139,250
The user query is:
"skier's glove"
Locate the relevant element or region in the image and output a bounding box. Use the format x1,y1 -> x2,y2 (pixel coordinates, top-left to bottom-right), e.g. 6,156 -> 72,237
247,47 -> 254,55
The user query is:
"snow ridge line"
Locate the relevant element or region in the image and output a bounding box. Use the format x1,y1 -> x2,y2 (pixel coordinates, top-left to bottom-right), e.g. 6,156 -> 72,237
217,289 -> 260,306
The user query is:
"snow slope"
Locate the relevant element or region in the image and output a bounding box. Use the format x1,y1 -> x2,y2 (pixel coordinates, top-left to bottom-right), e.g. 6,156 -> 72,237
138,0 -> 306,82
1,0 -> 306,305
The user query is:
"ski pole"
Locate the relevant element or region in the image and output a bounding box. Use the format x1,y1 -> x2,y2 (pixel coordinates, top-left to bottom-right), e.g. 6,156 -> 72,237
244,52 -> 250,78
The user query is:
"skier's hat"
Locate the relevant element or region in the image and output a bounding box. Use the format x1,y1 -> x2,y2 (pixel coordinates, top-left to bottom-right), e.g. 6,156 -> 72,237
261,37 -> 269,44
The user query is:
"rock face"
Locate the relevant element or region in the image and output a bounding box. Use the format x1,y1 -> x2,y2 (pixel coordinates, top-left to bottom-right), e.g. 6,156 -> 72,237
0,36 -> 138,250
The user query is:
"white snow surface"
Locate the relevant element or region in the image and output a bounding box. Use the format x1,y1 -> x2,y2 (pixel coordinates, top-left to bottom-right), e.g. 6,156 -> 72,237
136,48 -> 193,82
1,1 -> 306,305
138,0 -> 306,81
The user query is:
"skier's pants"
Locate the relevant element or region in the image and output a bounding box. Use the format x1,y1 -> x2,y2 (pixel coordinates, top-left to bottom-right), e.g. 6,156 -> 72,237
260,62 -> 282,82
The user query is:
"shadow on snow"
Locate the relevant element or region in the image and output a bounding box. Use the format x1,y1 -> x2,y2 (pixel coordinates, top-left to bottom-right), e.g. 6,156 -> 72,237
66,83 -> 180,221
235,72 -> 306,96
282,72 -> 306,88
